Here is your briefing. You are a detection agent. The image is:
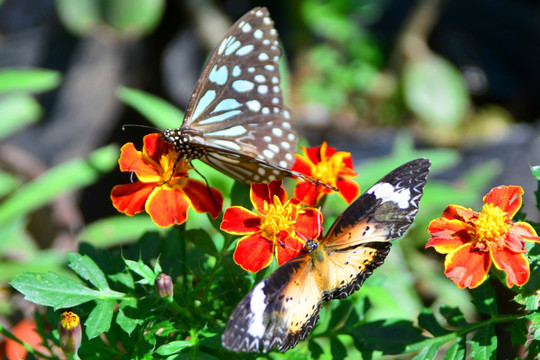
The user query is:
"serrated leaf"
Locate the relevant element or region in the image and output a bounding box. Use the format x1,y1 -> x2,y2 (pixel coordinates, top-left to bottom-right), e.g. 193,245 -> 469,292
108,271 -> 135,289
471,282 -> 498,316
330,336 -> 347,360
352,319 -> 425,354
439,305 -> 467,327
468,325 -> 497,360
11,272 -> 104,309
418,308 -> 449,337
67,252 -> 110,291
117,86 -> 183,129
156,340 -> 192,355
124,258 -> 156,285
117,307 -> 143,335
443,337 -> 466,360
412,342 -> 439,360
85,299 -> 115,339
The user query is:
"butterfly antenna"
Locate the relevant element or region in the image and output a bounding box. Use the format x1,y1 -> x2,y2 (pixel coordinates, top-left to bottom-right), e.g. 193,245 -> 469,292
190,161 -> 222,214
122,124 -> 162,132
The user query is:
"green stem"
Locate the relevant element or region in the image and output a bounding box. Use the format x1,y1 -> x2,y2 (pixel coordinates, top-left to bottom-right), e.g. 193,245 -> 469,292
203,233 -> 235,298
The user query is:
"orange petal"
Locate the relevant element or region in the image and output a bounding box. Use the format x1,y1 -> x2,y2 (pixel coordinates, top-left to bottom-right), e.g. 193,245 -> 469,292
426,218 -> 472,253
182,179 -> 223,219
293,182 -> 320,206
111,182 -> 155,215
143,133 -> 168,163
4,319 -> 48,360
295,208 -> 322,241
336,177 -> 360,203
275,233 -> 305,265
291,152 -> 314,175
483,185 -> 523,219
118,143 -> 162,182
491,247 -> 530,287
251,180 -> 286,214
512,222 -> 540,243
444,243 -> 490,289
448,205 -> 477,223
233,233 -> 274,273
221,206 -> 260,234
145,187 -> 189,227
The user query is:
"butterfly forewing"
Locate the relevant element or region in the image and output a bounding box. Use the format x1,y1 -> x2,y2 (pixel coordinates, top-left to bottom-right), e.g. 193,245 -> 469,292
175,7 -> 297,183
222,158 -> 431,353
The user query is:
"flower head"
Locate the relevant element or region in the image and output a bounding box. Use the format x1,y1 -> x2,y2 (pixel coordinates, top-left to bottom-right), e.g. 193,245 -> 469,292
111,133 -> 223,227
221,180 -> 321,273
426,185 -> 540,289
155,273 -> 174,301
59,311 -> 82,355
291,142 -> 359,206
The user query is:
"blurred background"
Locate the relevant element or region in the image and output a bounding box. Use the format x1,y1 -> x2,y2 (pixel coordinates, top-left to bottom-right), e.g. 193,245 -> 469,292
1,0 -> 540,357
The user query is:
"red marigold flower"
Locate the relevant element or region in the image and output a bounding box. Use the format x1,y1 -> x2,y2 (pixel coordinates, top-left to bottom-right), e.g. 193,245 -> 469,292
291,142 -> 359,206
426,185 -> 540,289
111,133 -> 223,227
220,180 -> 321,273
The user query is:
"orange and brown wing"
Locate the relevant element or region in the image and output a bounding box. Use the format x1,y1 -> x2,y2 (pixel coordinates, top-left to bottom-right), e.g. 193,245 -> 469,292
317,158 -> 430,299
222,254 -> 323,352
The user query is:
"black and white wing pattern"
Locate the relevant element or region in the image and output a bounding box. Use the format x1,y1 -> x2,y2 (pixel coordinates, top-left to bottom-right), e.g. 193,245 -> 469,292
222,158 -> 430,352
162,7 -> 300,184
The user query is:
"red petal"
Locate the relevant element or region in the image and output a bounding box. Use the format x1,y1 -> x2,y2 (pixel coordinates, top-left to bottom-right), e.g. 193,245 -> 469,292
251,180 -> 286,214
426,218 -> 472,253
221,206 -> 260,234
146,187 -> 189,227
512,222 -> 540,243
233,233 -> 274,273
275,234 -> 305,265
491,247 -> 530,287
336,178 -> 360,203
444,243 -> 490,289
182,179 -> 223,219
118,142 -> 162,182
305,144 -> 323,164
111,182 -> 155,215
143,133 -> 168,163
291,153 -> 314,175
293,182 -> 320,206
483,185 -> 523,219
295,208 -> 322,240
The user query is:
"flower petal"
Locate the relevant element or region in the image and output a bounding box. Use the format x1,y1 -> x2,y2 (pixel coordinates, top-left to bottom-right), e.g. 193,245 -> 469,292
221,206 -> 260,234
111,182 -> 155,215
118,143 -> 161,183
182,179 -> 223,219
483,185 -> 523,219
143,133 -> 168,163
491,247 -> 530,287
444,243 -> 490,289
426,218 -> 473,253
295,208 -> 322,240
293,182 -> 319,206
447,205 -> 477,223
275,233 -> 305,265
233,233 -> 274,273
291,152 -> 314,175
336,177 -> 360,204
512,222 -> 540,243
251,180 -> 286,214
146,187 -> 189,227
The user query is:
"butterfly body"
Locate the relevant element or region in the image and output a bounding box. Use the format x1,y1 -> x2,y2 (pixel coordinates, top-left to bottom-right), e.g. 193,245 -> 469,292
222,158 -> 431,352
162,8 -> 303,185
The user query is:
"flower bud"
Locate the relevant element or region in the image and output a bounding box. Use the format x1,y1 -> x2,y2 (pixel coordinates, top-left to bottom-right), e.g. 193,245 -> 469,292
58,311 -> 81,355
155,273 -> 173,301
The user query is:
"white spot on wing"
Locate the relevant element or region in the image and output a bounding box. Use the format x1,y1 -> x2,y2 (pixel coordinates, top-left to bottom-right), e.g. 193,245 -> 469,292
213,98 -> 241,113
232,80 -> 254,92
192,90 -> 216,121
208,65 -> 228,85
258,53 -> 269,61
254,29 -> 263,39
248,282 -> 267,338
225,40 -> 241,56
207,125 -> 247,137
237,45 -> 254,56
368,182 -> 412,209
247,100 -> 261,112
242,23 -> 252,32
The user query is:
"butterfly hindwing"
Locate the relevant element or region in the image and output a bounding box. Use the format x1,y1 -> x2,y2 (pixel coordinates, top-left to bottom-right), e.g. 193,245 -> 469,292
222,158 -> 431,353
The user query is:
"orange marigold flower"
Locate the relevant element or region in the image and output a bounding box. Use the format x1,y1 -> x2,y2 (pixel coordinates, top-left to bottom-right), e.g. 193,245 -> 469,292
426,185 -> 540,289
291,142 -> 359,206
220,180 -> 321,273
111,133 -> 223,227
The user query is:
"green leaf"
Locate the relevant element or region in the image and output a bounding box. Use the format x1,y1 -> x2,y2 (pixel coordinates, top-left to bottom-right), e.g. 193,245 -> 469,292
418,308 -> 449,337
85,299 -> 115,339
0,95 -> 42,141
352,319 -> 425,354
116,306 -> 143,335
471,282 -> 498,316
106,0 -> 165,35
404,55 -> 469,128
0,68 -> 61,93
0,172 -> 21,198
10,272 -> 104,309
531,165 -> 540,180
124,258 -> 156,285
56,0 -> 100,35
185,229 -> 218,257
117,86 -> 183,129
439,305 -> 467,327
0,145 -> 118,225
468,324 -> 497,360
67,252 -> 110,291
108,271 -> 135,290
412,342 -> 439,360
78,215 -> 166,248
443,337 -> 466,360
330,336 -> 347,360
156,340 -> 192,355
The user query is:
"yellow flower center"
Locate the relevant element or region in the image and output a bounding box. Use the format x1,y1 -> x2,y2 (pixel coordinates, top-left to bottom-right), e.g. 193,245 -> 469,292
471,203 -> 511,249
311,152 -> 348,186
159,150 -> 190,188
259,196 -> 300,243
60,311 -> 80,331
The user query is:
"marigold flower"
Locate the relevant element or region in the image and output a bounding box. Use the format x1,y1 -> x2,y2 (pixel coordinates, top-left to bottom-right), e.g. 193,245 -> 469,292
426,185 -> 540,289
111,133 -> 223,227
291,142 -> 359,206
59,311 -> 82,355
221,180 -> 321,273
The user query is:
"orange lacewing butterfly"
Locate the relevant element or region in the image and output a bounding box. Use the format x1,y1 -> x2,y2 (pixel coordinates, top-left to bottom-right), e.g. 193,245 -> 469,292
161,7 -> 331,188
222,158 -> 430,352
